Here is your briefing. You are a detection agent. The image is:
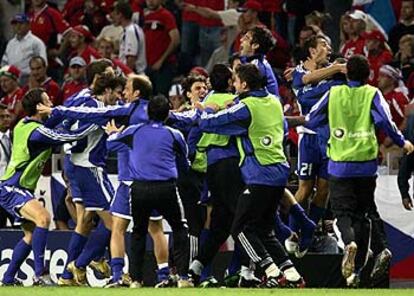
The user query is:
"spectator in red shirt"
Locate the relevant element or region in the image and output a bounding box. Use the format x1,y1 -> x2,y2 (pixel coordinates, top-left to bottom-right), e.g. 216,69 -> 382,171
363,30 -> 393,86
340,10 -> 367,58
25,56 -> 60,106
97,37 -> 133,76
60,57 -> 88,103
144,0 -> 180,95
0,65 -> 25,124
68,25 -> 102,65
379,65 -> 411,130
62,0 -> 84,27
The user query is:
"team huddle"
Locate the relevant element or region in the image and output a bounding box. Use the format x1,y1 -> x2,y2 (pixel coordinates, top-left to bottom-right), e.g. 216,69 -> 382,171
0,26 -> 412,289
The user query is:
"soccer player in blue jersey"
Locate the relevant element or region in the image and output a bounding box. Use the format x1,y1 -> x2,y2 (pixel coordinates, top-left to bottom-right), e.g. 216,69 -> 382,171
288,35 -> 347,257
0,88 -> 93,286
105,94 -> 192,288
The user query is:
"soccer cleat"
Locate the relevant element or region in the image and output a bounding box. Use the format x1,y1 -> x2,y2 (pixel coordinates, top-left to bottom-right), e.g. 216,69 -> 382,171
67,261 -> 87,285
177,278 -> 194,288
287,277 -> 306,288
89,259 -> 111,279
342,242 -> 358,279
223,272 -> 240,287
32,273 -> 55,286
57,277 -> 79,286
0,279 -> 23,286
370,248 -> 392,281
129,281 -> 143,288
284,233 -> 299,254
104,274 -> 131,288
346,272 -> 360,288
187,269 -> 200,286
296,220 -> 317,258
238,275 -> 261,288
199,276 -> 219,288
283,267 -> 306,288
262,274 -> 287,288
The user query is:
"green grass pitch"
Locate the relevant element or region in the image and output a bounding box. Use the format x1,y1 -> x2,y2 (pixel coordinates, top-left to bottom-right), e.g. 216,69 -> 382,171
1,288 -> 414,296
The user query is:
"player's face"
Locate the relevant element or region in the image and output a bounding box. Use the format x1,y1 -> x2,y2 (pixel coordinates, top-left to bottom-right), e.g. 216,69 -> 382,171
240,31 -> 254,55
123,78 -> 137,102
314,39 -> 331,66
103,89 -> 118,106
0,76 -> 18,94
188,81 -> 208,103
233,75 -> 246,94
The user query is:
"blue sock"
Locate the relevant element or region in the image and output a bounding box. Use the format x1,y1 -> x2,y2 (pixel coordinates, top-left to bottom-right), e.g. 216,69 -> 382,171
309,203 -> 326,225
3,239 -> 31,283
110,257 -> 124,282
61,232 -> 88,279
200,229 -> 212,281
290,204 -> 314,230
76,222 -> 110,269
275,213 -> 293,242
227,244 -> 241,276
32,227 -> 49,276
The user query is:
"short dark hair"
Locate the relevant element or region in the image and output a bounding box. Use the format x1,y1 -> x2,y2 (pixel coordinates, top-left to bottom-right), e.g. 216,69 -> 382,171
235,64 -> 265,90
22,88 -> 46,116
92,73 -> 119,95
86,59 -> 113,85
29,56 -> 46,68
303,35 -> 327,59
181,75 -> 207,99
148,95 -> 170,121
114,0 -> 133,20
209,64 -> 233,92
131,75 -> 153,99
347,55 -> 370,84
249,26 -> 276,55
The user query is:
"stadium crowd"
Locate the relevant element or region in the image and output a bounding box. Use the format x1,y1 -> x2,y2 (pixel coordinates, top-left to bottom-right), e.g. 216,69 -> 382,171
0,0 -> 414,290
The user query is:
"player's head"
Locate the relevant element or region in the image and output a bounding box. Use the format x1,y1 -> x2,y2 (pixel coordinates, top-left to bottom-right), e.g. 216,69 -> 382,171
86,59 -> 114,86
92,72 -> 121,106
234,63 -> 264,94
209,64 -> 233,93
182,75 -> 208,104
303,35 -> 331,66
23,88 -> 52,120
240,26 -> 276,56
346,55 -> 370,84
124,74 -> 153,102
148,94 -> 170,122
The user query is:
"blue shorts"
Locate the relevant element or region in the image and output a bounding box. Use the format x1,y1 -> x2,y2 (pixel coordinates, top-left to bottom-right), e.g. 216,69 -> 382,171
63,155 -> 78,200
70,166 -> 114,211
110,181 -> 162,221
0,185 -> 34,222
297,133 -> 328,180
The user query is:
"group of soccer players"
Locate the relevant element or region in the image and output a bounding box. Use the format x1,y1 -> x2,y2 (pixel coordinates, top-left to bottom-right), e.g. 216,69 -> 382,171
0,25 -> 410,289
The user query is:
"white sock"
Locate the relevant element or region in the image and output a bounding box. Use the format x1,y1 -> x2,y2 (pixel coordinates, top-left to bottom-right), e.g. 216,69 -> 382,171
265,263 -> 282,278
189,259 -> 203,275
283,266 -> 301,281
240,265 -> 255,280
158,262 -> 169,270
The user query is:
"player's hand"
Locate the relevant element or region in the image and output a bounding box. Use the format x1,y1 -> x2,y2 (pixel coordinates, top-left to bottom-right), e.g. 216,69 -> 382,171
204,102 -> 220,112
283,67 -> 294,81
403,140 -> 414,155
193,101 -> 204,111
104,119 -> 124,135
403,197 -> 413,211
36,103 -> 52,116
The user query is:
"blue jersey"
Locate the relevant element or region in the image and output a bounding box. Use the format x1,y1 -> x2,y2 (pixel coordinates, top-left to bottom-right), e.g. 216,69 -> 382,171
306,81 -> 405,177
107,121 -> 189,181
240,54 -> 279,96
51,99 -> 149,180
199,89 -> 289,186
